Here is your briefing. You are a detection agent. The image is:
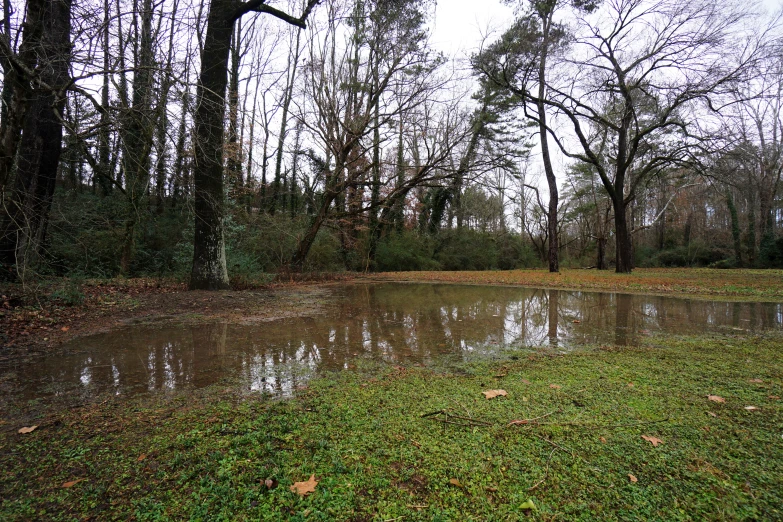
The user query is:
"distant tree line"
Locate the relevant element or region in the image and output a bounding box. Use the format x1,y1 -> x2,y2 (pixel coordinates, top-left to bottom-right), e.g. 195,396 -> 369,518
0,0 -> 781,288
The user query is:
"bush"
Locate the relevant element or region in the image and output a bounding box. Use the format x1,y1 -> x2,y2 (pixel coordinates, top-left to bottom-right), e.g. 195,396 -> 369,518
435,229 -> 498,271
375,232 -> 440,271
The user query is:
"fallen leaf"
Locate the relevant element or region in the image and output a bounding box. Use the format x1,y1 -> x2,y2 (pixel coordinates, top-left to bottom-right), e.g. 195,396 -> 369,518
599,436 -> 607,443
572,320 -> 581,324
264,478 -> 278,489
290,474 -> 318,496
521,378 -> 531,385
520,499 -> 536,510
508,419 -> 529,426
18,426 -> 38,434
707,395 -> 725,403
137,454 -> 147,462
749,379 -> 763,383
62,478 -> 84,488
61,326 -> 70,332
769,395 -> 780,400
549,384 -> 561,389
627,383 -> 634,388
628,474 -> 638,483
744,406 -> 758,411
706,411 -> 718,418
641,435 -> 664,447
482,389 -> 507,399
449,478 -> 464,488
485,486 -> 498,492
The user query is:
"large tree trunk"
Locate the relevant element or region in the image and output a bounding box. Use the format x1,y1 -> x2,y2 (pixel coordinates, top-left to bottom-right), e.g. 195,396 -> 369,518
0,0 -> 71,280
190,0 -> 233,290
726,189 -> 743,267
613,197 -> 633,273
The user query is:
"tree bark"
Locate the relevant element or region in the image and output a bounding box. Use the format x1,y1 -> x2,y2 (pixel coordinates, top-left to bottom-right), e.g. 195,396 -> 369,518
0,0 -> 71,279
190,0 -> 234,289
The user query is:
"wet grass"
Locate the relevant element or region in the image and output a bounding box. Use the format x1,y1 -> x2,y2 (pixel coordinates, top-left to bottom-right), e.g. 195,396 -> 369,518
368,268 -> 783,300
1,331 -> 782,521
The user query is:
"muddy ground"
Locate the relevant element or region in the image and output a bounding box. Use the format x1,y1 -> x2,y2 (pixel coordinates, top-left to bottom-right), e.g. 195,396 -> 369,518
0,278 -> 347,365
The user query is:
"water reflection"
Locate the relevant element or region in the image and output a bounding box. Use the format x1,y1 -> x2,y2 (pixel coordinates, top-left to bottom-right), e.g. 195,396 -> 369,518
1,283 -> 781,403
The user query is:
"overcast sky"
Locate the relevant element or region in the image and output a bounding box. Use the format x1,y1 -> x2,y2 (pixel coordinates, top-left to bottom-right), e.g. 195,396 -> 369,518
430,0 -> 515,57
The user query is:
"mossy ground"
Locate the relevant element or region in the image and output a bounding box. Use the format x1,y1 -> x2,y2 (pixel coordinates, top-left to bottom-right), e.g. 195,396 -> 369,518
2,331 -> 781,521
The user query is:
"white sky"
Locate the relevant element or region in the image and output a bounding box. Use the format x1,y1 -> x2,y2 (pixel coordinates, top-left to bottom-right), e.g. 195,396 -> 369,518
430,0 -> 515,57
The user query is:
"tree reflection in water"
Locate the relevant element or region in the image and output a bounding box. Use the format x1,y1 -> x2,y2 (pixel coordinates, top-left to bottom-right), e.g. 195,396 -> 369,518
3,283 -> 781,404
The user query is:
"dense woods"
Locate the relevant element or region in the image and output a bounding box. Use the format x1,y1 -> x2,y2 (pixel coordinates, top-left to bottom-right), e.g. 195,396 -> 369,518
0,0 -> 781,286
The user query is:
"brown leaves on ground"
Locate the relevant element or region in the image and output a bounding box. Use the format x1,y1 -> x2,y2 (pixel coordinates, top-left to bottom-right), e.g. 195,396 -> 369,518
707,395 -> 725,403
449,478 -> 464,488
641,435 -> 664,447
628,474 -> 638,483
62,478 -> 85,488
549,384 -> 561,389
749,378 -> 763,383
744,406 -> 759,411
137,454 -> 147,462
482,389 -> 507,399
18,426 -> 38,434
290,474 -> 318,496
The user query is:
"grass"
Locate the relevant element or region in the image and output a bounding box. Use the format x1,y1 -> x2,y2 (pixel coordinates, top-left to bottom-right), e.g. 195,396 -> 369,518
367,268 -> 783,300
2,331 -> 781,521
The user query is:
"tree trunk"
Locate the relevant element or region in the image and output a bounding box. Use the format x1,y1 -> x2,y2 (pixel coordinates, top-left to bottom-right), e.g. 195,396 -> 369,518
596,236 -> 607,270
537,9 -> 558,273
726,189 -> 743,267
190,0 -> 233,290
0,0 -> 71,279
614,197 -> 633,273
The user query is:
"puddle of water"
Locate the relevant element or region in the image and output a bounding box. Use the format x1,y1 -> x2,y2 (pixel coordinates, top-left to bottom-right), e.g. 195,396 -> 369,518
1,283 -> 781,407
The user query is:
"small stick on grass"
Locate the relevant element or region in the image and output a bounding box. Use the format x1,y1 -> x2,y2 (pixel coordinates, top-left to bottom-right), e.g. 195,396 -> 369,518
529,447 -> 557,491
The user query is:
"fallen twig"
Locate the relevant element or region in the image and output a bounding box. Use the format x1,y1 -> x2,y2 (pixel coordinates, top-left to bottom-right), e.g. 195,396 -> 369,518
421,409 -> 492,427
528,447 -> 557,491
508,409 -> 559,426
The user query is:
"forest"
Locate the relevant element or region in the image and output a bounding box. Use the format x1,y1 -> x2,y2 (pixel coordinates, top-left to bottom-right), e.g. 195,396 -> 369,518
0,0 -> 782,289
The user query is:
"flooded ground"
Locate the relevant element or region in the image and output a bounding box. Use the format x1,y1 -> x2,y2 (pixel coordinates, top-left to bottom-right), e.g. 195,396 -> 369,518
1,283 -> 781,409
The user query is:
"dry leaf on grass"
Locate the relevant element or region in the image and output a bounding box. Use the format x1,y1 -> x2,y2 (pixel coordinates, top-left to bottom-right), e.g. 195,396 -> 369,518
62,479 -> 84,488
521,378 -> 531,385
641,435 -> 664,447
18,426 -> 38,434
290,475 -> 318,496
707,395 -> 725,403
549,384 -> 561,389
508,419 -> 529,426
449,478 -> 464,488
264,478 -> 278,489
744,406 -> 759,411
137,454 -> 147,462
482,389 -> 507,399
628,474 -> 638,483
61,326 -> 70,332
749,379 -> 763,383
706,411 -> 718,418
599,436 -> 607,443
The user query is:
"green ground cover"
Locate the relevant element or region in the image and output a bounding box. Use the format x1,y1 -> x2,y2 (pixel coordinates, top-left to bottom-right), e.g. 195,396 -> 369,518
2,331 -> 782,521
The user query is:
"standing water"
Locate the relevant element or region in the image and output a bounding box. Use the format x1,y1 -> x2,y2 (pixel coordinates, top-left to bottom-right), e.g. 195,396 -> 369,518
1,283 -> 780,405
